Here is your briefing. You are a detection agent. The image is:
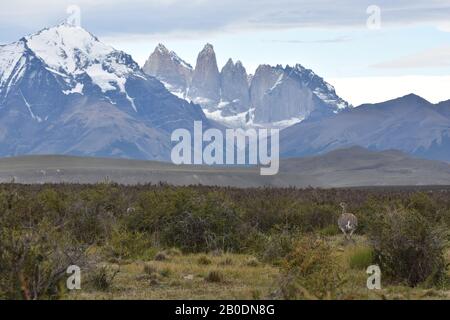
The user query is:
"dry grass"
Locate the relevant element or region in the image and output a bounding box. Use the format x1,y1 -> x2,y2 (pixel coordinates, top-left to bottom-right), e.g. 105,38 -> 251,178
66,236 -> 450,300
67,253 -> 279,300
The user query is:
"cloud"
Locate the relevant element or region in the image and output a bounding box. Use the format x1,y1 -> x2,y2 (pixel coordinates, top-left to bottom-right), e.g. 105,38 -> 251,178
266,36 -> 352,44
372,46 -> 450,69
330,75 -> 450,106
1,0 -> 450,41
437,22 -> 450,32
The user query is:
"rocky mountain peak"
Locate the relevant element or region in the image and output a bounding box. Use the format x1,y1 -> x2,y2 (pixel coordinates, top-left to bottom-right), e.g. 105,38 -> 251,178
201,43 -> 215,55
156,43 -> 170,54
250,63 -> 350,124
188,43 -> 221,106
143,44 -> 350,128
223,58 -> 234,69
220,57 -> 250,114
143,44 -> 193,93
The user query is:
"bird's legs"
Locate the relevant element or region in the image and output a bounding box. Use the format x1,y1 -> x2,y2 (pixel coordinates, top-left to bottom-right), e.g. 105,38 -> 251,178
340,228 -> 349,241
349,229 -> 355,238
349,229 -> 356,243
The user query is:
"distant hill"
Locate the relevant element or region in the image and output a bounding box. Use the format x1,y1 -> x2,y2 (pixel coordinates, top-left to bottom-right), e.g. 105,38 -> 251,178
0,147 -> 449,187
280,94 -> 450,162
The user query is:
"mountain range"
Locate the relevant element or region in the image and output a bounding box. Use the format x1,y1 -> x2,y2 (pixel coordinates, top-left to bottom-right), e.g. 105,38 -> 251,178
144,43 -> 450,163
280,94 -> 450,162
0,23 -> 449,165
143,43 -> 350,128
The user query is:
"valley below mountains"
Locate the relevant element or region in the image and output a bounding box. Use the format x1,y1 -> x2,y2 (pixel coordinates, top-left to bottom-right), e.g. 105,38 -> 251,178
1,147 -> 449,187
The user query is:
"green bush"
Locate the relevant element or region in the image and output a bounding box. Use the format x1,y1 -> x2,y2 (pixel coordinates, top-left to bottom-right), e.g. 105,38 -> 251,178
159,267 -> 172,278
319,224 -> 340,237
278,236 -> 345,300
104,227 -> 151,260
257,230 -> 297,265
408,193 -> 441,223
176,192 -> 240,252
367,207 -> 448,287
0,219 -> 86,300
348,247 -> 374,270
140,247 -> 158,261
295,205 -> 338,232
88,265 -> 120,291
0,183 -> 450,297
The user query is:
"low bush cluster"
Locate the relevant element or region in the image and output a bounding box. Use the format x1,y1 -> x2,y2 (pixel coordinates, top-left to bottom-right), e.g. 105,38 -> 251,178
0,183 -> 449,298
277,237 -> 345,299
367,207 -> 448,286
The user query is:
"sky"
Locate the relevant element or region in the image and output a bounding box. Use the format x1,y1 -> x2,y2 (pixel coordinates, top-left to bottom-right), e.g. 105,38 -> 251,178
1,0 -> 450,105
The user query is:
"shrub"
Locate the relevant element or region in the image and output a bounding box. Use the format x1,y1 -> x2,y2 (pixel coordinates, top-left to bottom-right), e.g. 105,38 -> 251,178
205,271 -> 224,283
155,191 -> 241,253
140,248 -> 158,261
348,247 -> 374,270
278,236 -> 345,300
0,219 -> 86,300
367,207 -> 448,287
319,224 -> 340,237
296,205 -> 338,232
88,265 -> 120,291
197,255 -> 212,266
251,289 -> 262,300
154,252 -> 168,261
235,227 -> 266,254
258,230 -> 297,265
408,193 -> 439,223
143,263 -> 158,275
219,257 -> 234,266
159,268 -> 173,278
104,227 -> 151,260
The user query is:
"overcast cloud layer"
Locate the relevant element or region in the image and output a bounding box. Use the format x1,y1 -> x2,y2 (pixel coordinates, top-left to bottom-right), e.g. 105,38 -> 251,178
1,0 -> 450,105
1,0 -> 450,40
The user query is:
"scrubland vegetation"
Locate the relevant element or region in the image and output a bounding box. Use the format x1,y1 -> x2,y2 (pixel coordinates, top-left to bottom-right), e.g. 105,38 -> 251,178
0,183 -> 449,300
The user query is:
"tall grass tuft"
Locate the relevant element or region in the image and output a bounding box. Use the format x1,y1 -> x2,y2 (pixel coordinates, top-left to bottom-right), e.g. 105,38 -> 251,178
348,247 -> 374,270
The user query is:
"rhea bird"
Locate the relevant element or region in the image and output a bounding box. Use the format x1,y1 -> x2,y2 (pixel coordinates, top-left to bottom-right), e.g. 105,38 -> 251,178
338,202 -> 358,241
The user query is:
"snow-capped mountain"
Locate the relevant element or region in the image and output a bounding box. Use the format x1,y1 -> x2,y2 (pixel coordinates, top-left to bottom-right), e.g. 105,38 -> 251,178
2,24 -> 448,164
280,94 -> 450,162
0,23 -> 210,160
143,43 -> 350,129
